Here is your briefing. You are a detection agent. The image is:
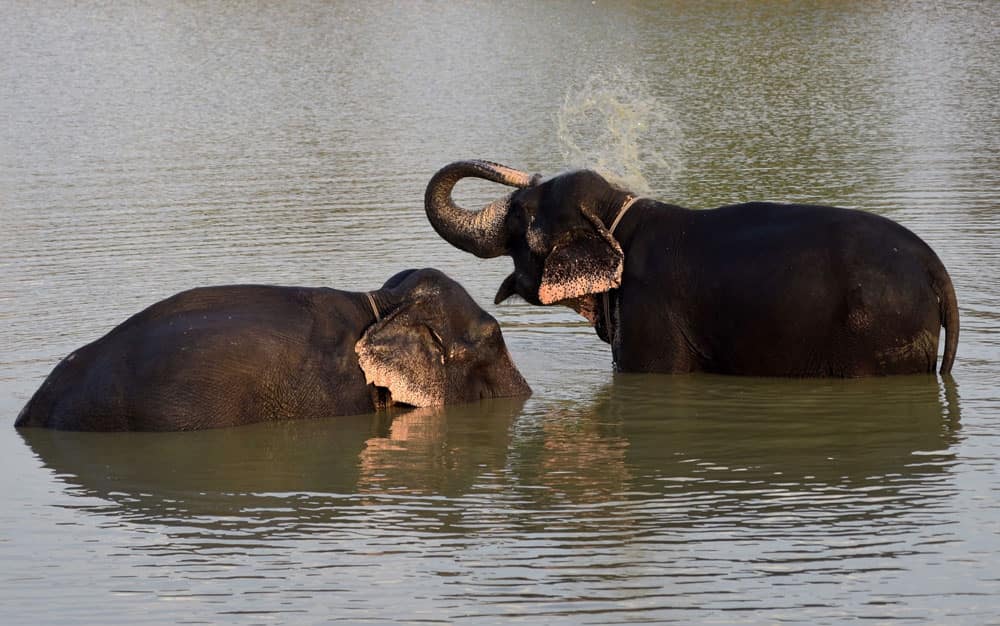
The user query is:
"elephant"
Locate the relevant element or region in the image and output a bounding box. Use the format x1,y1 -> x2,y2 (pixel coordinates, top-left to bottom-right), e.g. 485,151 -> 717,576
15,268 -> 531,431
424,160 -> 959,377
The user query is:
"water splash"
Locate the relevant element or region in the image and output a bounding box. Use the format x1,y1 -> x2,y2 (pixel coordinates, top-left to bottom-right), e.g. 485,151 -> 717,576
556,68 -> 684,196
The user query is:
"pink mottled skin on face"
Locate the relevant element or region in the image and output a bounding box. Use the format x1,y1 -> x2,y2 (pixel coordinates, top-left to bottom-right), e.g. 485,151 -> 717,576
537,207 -> 625,305
538,241 -> 623,305
538,273 -> 620,305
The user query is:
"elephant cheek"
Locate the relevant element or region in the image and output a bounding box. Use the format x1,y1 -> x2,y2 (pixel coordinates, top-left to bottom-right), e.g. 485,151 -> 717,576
442,347 -> 526,403
484,349 -> 532,399
475,346 -> 531,400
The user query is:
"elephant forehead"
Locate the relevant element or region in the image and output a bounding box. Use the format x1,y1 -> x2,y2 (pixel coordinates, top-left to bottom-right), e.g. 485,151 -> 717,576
425,289 -> 477,321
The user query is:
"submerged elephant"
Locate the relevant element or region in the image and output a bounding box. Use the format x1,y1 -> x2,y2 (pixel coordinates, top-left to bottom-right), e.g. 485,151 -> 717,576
15,268 -> 530,431
424,160 -> 959,377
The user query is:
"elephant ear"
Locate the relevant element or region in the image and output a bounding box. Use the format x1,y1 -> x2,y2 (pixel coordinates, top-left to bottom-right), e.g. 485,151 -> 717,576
355,305 -> 446,407
537,206 -> 624,305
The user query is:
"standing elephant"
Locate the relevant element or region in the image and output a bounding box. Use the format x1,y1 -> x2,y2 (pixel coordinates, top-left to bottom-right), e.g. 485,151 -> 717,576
424,160 -> 959,377
15,268 -> 530,431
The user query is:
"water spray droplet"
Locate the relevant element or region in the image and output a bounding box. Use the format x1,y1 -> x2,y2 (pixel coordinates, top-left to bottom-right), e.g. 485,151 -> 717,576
556,68 -> 684,196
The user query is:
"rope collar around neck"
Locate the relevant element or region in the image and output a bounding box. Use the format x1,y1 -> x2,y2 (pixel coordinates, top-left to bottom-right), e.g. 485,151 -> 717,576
609,195 -> 639,236
602,195 -> 640,344
366,292 -> 381,322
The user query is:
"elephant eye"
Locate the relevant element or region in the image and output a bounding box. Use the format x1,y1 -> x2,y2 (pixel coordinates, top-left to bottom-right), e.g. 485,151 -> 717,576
426,325 -> 446,351
514,195 -> 537,224
523,199 -> 536,219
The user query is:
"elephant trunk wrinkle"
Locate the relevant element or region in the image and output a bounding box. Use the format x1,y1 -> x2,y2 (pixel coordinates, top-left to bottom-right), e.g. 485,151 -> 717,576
424,160 -> 536,259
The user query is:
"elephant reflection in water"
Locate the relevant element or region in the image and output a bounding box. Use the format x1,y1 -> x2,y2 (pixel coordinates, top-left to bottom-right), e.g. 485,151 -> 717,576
354,402 -> 635,504
587,375 -> 961,497
519,408 -> 633,505
18,397 -> 528,528
19,376 -> 959,535
355,399 -> 521,496
356,407 -> 445,492
482,375 -> 961,514
355,374 -> 961,537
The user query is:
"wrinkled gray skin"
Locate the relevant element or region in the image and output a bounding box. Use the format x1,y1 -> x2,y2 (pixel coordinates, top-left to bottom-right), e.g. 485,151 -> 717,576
15,269 -> 530,431
425,160 -> 959,377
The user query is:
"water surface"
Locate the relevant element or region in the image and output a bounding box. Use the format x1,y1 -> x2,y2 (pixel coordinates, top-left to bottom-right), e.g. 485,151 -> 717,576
2,1 -> 999,624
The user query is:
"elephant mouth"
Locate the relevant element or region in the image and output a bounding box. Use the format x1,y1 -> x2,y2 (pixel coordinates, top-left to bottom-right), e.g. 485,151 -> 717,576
372,386 -> 394,410
372,385 -> 388,410
556,292 -> 615,344
557,294 -> 600,326
373,385 -> 423,411
494,272 -> 543,306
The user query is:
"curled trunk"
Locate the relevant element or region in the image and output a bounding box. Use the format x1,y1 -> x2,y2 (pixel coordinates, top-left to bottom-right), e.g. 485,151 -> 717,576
424,160 -> 537,258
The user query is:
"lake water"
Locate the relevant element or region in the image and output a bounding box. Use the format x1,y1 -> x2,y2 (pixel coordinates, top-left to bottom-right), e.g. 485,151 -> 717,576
2,1 -> 999,624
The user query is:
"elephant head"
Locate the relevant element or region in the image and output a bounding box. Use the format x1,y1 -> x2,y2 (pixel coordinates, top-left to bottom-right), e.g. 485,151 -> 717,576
356,268 -> 531,407
424,160 -> 632,317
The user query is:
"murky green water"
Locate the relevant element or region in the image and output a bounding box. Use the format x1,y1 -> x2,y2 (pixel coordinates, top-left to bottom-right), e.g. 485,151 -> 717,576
2,1 -> 998,623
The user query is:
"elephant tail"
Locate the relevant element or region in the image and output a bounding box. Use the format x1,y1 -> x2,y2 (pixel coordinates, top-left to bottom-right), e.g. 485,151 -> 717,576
933,264 -> 959,376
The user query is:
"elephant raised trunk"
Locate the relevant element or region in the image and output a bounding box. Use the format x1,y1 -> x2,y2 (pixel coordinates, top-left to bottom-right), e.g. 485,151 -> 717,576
424,160 -> 538,259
